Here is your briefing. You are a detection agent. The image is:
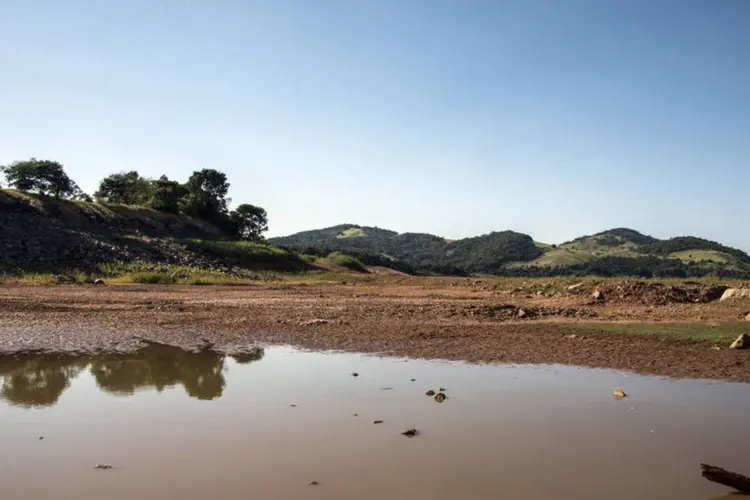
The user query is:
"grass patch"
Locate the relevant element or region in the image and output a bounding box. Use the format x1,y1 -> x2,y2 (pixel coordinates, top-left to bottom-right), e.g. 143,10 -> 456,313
325,252 -> 368,273
566,321 -> 744,343
337,227 -> 366,238
127,272 -> 177,284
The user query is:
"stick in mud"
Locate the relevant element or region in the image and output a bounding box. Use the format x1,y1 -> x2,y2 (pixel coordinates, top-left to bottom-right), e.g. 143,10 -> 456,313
700,463 -> 750,493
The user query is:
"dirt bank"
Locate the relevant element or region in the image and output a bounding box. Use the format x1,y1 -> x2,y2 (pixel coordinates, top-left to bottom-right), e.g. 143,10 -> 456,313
1,278 -> 749,381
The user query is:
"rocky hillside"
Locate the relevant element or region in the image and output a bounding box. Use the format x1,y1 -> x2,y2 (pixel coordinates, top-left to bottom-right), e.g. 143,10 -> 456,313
270,225 -> 750,278
0,190 -> 309,275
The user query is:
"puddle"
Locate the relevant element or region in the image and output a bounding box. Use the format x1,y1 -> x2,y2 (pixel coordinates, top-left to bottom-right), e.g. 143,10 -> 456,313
2,345 -> 750,500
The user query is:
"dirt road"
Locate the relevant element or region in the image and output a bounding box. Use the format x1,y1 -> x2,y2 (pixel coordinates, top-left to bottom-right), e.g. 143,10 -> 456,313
1,277 -> 748,381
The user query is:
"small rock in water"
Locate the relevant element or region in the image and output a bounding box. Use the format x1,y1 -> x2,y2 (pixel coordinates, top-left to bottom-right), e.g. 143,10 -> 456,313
425,390 -> 436,396
309,481 -> 320,486
38,436 -> 44,440
381,387 -> 393,391
729,333 -> 749,350
94,464 -> 113,470
289,404 -> 297,407
439,387 -> 446,392
433,393 -> 447,403
613,388 -> 627,400
401,428 -> 419,438
351,372 -> 359,377
373,420 -> 384,424
353,413 -> 358,417
410,378 -> 416,382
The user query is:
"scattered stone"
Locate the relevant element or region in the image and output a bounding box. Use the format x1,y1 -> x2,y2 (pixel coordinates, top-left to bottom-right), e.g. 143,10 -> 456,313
401,428 -> 419,438
309,481 -> 320,486
613,388 -> 627,400
567,283 -> 585,292
94,464 -> 113,470
730,334 -> 750,350
590,290 -> 604,302
439,387 -> 446,392
373,420 -> 383,424
434,393 -> 447,403
517,308 -> 527,318
745,312 -> 750,322
93,279 -> 105,286
720,288 -> 750,301
711,345 -> 722,351
425,390 -> 436,396
300,318 -> 330,326
566,334 -> 577,340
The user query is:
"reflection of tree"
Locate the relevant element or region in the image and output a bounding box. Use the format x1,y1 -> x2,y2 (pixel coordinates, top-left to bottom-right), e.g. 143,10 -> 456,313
89,345 -> 264,400
0,345 -> 266,407
0,356 -> 87,408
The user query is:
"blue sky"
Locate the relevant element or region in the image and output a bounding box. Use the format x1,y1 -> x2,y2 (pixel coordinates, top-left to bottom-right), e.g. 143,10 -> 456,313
1,0 -> 748,249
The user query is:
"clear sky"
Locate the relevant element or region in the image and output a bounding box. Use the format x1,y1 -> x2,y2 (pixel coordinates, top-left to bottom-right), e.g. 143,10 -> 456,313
1,0 -> 748,249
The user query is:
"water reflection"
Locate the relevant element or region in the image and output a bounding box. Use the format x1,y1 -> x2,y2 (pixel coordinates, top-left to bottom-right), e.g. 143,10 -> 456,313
0,345 -> 264,407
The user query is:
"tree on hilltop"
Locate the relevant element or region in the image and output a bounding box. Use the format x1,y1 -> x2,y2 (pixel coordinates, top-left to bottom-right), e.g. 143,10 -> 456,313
1,158 -> 79,198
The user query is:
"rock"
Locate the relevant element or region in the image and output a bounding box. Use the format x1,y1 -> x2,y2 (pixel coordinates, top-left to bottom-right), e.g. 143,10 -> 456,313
730,333 -> 750,350
425,390 -> 436,396
38,436 -> 44,440
567,282 -> 585,292
401,428 -> 419,438
309,481 -> 320,486
300,318 -> 330,326
711,345 -> 721,351
613,388 -> 627,400
566,334 -> 577,339
434,393 -> 447,403
351,372 -> 359,377
590,290 -> 604,302
373,420 -> 383,424
93,279 -> 105,286
94,464 -> 113,470
720,288 -> 750,301
517,308 -> 527,318
745,312 -> 750,322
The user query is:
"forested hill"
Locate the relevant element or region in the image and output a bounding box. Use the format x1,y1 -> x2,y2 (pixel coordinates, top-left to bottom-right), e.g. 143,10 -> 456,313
270,225 -> 750,278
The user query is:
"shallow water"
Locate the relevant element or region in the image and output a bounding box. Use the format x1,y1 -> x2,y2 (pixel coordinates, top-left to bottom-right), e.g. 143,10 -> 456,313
1,345 -> 749,500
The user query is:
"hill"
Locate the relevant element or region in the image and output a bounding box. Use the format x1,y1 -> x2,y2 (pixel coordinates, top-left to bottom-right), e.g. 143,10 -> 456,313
270,225 -> 750,278
0,190 -> 310,277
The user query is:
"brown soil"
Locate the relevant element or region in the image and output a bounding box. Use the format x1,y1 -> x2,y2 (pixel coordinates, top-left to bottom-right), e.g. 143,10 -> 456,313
1,277 -> 749,381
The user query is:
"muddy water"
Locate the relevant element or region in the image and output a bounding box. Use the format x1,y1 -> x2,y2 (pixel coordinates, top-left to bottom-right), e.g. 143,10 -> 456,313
1,346 -> 749,500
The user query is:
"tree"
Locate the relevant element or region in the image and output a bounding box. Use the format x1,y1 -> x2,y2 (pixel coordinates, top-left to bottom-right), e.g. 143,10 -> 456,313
95,171 -> 151,205
1,158 -> 78,198
230,204 -> 268,240
180,169 -> 230,220
146,176 -> 187,214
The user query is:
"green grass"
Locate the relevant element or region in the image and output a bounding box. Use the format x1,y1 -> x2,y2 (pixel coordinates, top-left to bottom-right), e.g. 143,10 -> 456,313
337,227 -> 367,238
669,249 -> 734,265
324,252 -> 368,272
565,321 -> 744,343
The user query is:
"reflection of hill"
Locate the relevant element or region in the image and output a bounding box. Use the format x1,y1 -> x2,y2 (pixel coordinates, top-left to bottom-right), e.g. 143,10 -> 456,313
0,345 -> 265,407
0,357 -> 88,408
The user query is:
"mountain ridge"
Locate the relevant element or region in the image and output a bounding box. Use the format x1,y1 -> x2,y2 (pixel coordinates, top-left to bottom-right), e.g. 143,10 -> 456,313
270,224 -> 750,278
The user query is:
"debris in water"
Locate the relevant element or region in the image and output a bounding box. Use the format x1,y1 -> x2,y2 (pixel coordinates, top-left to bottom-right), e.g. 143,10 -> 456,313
401,428 -> 419,438
613,388 -> 627,400
38,436 -> 44,440
381,387 -> 393,391
94,464 -> 113,470
434,393 -> 447,403
351,372 -> 359,377
373,420 -> 383,424
353,413 -> 358,417
289,404 -> 297,407
309,481 -> 320,486
439,387 -> 446,392
700,463 -> 750,493
425,390 -> 436,396
410,378 -> 416,382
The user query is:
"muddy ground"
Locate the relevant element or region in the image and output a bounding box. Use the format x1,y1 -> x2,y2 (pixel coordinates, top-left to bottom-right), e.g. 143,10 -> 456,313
1,276 -> 749,381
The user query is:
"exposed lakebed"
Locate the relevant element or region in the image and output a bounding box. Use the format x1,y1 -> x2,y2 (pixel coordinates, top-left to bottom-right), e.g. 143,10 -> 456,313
1,345 -> 749,499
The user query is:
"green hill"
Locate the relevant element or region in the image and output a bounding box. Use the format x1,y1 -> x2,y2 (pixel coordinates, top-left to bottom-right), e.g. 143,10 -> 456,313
271,226 -> 750,278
